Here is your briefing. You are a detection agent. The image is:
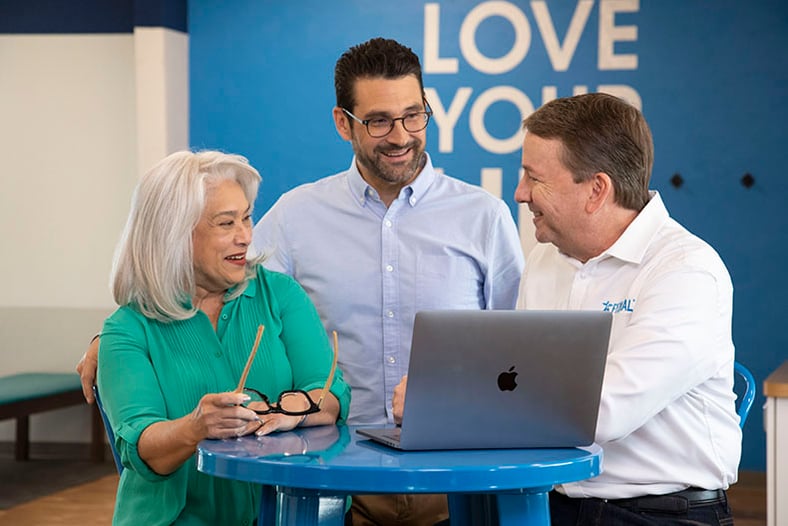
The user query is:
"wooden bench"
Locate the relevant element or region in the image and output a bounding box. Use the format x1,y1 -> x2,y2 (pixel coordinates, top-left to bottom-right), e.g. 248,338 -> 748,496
0,372 -> 104,461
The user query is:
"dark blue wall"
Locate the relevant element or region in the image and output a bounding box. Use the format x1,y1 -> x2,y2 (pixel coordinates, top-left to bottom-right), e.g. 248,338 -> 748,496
0,0 -> 185,33
3,0 -> 783,471
188,0 -> 787,471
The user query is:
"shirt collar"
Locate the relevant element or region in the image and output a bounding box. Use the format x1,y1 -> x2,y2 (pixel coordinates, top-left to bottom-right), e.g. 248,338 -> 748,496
226,274 -> 257,299
600,190 -> 670,264
346,153 -> 437,207
179,271 -> 257,312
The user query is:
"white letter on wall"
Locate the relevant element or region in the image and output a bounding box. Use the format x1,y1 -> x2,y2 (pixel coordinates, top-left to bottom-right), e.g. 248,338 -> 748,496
424,3 -> 459,73
425,87 -> 473,153
469,86 -> 534,154
460,1 -> 531,74
531,0 -> 594,72
481,168 -> 503,198
598,0 -> 639,70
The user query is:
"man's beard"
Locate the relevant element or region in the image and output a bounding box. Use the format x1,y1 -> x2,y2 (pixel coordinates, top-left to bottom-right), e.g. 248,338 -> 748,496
352,136 -> 426,186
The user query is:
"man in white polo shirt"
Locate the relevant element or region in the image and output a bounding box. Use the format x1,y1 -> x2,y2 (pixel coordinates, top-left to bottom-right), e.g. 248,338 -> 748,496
515,92 -> 741,525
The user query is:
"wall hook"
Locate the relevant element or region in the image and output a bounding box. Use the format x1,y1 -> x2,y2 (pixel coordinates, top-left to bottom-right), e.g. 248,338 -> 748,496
741,173 -> 755,189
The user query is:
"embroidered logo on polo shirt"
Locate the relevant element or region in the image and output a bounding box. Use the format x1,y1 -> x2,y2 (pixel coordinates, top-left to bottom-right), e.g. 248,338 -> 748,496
602,299 -> 635,313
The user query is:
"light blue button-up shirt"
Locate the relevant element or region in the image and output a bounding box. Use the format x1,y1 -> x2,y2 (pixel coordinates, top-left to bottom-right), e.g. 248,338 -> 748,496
253,154 -> 524,425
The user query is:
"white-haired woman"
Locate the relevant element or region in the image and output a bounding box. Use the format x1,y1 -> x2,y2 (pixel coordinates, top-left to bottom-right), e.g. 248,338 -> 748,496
98,150 -> 350,525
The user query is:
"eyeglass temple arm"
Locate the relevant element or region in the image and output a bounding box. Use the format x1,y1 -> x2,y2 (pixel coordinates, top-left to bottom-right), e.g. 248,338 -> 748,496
316,330 -> 338,408
235,325 -> 264,392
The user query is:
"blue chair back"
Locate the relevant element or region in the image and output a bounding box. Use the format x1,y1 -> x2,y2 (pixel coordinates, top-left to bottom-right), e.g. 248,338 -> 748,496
733,361 -> 756,429
93,385 -> 123,474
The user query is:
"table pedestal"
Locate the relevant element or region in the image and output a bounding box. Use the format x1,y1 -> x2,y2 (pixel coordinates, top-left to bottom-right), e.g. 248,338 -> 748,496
496,488 -> 552,526
260,486 -> 554,526
269,488 -> 346,526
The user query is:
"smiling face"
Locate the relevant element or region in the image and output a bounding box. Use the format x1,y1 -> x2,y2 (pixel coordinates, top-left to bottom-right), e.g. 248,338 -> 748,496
334,75 -> 427,200
192,179 -> 253,294
515,133 -> 595,261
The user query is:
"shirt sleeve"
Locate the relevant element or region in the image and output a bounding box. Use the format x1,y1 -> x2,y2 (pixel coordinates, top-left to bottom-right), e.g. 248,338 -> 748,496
483,200 -> 525,310
253,196 -> 292,275
595,265 -> 734,443
97,309 -> 178,481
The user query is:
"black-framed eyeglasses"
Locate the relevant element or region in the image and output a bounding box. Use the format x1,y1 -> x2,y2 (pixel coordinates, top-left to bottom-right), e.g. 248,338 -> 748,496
242,331 -> 339,417
342,105 -> 432,138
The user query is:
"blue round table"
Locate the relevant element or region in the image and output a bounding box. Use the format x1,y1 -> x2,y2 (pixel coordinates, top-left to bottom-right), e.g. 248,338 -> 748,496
197,424 -> 602,526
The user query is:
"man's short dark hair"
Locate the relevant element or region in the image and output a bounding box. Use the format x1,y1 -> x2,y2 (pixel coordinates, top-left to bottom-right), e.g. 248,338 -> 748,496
334,38 -> 424,111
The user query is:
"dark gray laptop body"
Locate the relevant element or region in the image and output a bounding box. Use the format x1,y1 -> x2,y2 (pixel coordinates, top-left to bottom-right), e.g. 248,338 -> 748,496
357,310 -> 611,450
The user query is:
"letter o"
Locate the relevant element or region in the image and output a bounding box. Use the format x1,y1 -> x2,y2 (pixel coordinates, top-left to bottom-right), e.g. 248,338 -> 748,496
469,86 -> 534,154
459,1 -> 530,75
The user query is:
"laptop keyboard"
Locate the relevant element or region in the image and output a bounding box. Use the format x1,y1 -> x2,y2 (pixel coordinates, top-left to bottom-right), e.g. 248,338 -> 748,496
382,428 -> 401,441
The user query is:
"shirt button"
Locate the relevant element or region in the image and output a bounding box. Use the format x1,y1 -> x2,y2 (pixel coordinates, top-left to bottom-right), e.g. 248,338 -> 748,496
386,264 -> 394,272
386,311 -> 395,318
215,352 -> 222,358
384,220 -> 392,227
221,314 -> 228,320
409,197 -> 416,205
387,356 -> 396,364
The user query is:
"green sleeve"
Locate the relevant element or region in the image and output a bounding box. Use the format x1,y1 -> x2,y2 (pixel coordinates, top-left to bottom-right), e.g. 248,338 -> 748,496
98,308 -> 180,482
266,271 -> 351,423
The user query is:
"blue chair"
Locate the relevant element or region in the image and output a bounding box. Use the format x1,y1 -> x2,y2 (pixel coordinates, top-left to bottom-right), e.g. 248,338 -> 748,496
734,361 -> 756,429
93,385 -> 123,474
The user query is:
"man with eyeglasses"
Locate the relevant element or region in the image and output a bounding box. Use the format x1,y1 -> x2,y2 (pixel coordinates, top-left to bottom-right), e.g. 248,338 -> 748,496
252,37 -> 524,525
77,37 -> 523,525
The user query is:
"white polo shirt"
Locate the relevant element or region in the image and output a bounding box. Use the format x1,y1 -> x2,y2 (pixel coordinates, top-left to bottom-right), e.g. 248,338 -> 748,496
517,191 -> 742,499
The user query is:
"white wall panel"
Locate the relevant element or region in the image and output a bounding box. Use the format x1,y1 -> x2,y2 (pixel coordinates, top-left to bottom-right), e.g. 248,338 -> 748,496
0,34 -> 136,441
134,27 -> 189,175
0,34 -> 137,310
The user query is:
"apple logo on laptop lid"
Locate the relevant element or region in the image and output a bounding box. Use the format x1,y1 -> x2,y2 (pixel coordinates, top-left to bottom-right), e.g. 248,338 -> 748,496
497,366 -> 518,391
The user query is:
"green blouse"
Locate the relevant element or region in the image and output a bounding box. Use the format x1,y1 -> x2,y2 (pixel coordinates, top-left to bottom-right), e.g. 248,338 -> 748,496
97,266 -> 350,525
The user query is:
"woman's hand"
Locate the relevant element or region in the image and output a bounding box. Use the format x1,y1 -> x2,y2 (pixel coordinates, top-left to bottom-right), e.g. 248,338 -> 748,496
249,392 -> 311,436
189,392 -> 262,439
253,412 -> 307,436
138,391 -> 261,475
251,388 -> 341,436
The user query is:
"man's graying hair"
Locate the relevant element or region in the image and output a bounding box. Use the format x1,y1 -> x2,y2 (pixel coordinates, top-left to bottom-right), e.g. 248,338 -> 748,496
523,93 -> 653,212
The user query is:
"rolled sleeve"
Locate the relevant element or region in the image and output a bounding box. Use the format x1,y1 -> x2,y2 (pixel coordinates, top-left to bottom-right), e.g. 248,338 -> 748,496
98,310 -> 173,481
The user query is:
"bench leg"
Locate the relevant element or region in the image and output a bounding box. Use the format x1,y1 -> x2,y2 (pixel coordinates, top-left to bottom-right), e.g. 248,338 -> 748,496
90,404 -> 105,462
15,415 -> 29,461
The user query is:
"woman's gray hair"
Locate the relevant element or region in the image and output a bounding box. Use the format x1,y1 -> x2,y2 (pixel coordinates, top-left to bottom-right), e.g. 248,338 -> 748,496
110,150 -> 263,321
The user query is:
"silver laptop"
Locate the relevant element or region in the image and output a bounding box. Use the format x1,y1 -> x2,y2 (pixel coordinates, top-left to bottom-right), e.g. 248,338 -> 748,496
357,310 -> 611,450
